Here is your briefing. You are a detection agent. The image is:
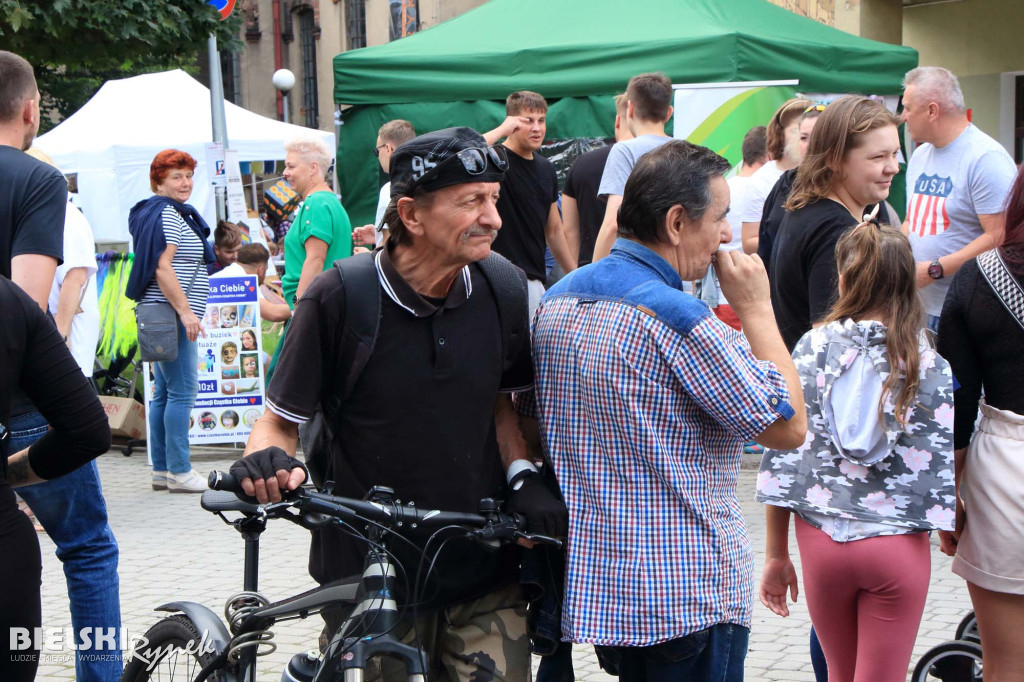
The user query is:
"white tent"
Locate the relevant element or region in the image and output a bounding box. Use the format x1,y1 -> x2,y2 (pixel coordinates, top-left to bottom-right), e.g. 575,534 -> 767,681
35,69 -> 335,244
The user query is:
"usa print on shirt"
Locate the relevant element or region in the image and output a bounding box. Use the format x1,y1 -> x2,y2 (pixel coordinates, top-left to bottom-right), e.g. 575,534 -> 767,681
907,173 -> 953,238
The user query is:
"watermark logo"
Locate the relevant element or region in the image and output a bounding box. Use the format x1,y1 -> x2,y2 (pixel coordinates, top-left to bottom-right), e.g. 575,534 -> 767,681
10,627 -> 219,672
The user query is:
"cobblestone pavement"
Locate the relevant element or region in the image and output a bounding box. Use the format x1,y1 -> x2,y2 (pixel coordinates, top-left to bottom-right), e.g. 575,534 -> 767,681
35,448 -> 973,681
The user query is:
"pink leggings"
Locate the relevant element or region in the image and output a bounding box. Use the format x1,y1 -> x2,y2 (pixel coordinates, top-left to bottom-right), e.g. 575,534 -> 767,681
795,516 -> 931,682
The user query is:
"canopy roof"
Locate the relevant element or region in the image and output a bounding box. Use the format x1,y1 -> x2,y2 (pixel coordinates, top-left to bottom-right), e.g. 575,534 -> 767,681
334,0 -> 918,106
36,69 -> 334,243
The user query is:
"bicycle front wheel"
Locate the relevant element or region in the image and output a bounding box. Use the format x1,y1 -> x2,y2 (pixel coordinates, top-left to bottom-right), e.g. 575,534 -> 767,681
120,614 -> 224,682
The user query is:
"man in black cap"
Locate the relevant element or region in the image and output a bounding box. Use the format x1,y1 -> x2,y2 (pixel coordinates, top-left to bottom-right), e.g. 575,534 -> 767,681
233,127 -> 566,681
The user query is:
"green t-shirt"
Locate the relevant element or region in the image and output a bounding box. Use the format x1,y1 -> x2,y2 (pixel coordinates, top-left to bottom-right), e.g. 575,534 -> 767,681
281,190 -> 352,307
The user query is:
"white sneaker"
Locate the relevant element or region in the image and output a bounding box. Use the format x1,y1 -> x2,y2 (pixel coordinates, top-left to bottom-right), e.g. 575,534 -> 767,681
151,470 -> 170,491
167,470 -> 207,494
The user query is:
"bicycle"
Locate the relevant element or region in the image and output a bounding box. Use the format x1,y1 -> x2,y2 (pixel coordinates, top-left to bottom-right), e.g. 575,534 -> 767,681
120,470 -> 559,682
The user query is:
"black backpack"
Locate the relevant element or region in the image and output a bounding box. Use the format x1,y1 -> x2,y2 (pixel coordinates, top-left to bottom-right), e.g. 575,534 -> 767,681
301,251 -> 529,487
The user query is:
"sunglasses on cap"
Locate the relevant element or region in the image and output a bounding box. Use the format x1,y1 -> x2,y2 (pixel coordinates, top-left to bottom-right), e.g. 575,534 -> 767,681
409,145 -> 510,186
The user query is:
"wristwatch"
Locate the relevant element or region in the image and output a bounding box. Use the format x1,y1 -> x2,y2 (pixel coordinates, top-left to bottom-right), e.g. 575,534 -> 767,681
928,258 -> 944,280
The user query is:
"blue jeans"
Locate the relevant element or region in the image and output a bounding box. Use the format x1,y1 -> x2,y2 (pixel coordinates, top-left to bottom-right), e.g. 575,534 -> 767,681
610,623 -> 749,682
10,410 -> 122,682
149,322 -> 198,474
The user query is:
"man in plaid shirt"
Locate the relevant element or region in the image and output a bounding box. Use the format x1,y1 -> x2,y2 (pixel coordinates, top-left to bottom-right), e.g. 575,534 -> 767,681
522,140 -> 807,681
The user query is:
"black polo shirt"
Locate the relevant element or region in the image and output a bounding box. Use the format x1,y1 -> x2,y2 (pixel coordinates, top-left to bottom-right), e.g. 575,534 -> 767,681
266,247 -> 532,607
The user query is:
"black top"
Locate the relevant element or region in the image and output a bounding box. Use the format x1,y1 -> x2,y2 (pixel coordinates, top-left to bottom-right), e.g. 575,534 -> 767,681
492,148 -> 558,281
937,258 -> 1024,449
0,145 -> 67,278
563,144 -> 613,267
770,199 -> 863,351
0,277 -> 111,516
267,248 -> 532,607
757,169 -> 797,267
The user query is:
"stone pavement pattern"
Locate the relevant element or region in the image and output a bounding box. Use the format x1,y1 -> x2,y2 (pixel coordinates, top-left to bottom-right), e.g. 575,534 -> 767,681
36,448 -> 973,680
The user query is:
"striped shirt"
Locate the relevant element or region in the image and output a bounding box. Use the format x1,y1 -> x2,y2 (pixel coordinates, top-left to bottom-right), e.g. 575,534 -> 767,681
519,238 -> 794,646
140,206 -> 209,317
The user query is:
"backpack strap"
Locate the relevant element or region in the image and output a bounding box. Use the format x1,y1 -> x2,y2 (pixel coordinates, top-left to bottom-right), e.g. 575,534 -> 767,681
328,252 -> 382,417
477,252 -> 529,372
977,249 -> 1024,333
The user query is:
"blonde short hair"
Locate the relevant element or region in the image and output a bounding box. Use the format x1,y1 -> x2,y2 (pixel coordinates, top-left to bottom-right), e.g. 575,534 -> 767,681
284,134 -> 333,179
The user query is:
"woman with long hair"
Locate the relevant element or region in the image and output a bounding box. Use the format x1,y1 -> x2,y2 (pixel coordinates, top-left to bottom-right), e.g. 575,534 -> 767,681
937,166 -> 1024,681
769,95 -> 901,350
758,224 -> 956,681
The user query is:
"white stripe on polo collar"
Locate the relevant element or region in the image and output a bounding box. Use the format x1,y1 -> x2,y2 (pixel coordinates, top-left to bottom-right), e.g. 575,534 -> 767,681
374,249 -> 473,315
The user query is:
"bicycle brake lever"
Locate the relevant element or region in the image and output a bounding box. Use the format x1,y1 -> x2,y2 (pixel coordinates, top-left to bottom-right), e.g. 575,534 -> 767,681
514,531 -> 563,549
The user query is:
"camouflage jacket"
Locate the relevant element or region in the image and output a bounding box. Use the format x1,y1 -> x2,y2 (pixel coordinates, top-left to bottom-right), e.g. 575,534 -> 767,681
756,319 -> 956,531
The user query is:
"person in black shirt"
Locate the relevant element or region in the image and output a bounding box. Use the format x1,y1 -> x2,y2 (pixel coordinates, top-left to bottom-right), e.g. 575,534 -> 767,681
485,91 -> 576,315
0,51 -> 66,307
232,127 -> 566,682
562,94 -> 633,267
0,277 -> 111,682
770,96 -> 901,350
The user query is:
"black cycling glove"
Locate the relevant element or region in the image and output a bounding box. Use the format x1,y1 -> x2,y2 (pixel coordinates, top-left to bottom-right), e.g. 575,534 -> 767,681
505,472 -> 568,538
229,446 -> 307,493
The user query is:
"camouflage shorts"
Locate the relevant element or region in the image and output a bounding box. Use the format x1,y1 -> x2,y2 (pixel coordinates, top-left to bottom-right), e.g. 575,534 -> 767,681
320,583 -> 531,682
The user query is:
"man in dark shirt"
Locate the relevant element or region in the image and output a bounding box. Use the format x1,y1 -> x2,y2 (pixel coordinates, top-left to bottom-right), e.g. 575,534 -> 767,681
562,94 -> 633,267
485,91 -> 576,315
233,127 -> 566,681
0,50 -> 123,681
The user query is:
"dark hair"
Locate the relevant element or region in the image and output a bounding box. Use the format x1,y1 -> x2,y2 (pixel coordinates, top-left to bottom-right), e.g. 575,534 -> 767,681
383,182 -> 434,247
766,98 -> 813,160
506,91 -> 548,116
823,225 -> 923,425
617,140 -> 731,244
741,126 -> 768,166
215,221 -> 243,249
379,119 -> 416,146
237,242 -> 270,266
150,149 -> 197,192
626,73 -> 673,123
0,51 -> 36,123
1001,165 -> 1024,276
786,96 -> 900,211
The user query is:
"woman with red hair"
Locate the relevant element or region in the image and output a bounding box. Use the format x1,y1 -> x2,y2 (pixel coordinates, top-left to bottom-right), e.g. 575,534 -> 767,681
938,166 -> 1024,681
126,149 -> 214,493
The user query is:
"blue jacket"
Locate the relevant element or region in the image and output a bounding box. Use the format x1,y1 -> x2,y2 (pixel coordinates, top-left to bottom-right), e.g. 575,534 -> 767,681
126,196 -> 215,301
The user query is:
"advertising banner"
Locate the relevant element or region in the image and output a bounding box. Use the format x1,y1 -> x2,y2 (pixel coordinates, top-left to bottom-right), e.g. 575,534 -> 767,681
144,276 -> 266,451
193,276 -> 265,444
673,81 -> 798,171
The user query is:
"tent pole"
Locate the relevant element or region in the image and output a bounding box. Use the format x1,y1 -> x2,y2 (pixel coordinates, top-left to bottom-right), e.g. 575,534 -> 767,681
208,34 -> 229,222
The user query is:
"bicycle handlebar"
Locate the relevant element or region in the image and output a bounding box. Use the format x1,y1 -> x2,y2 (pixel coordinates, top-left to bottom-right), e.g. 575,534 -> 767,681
207,470 -> 561,547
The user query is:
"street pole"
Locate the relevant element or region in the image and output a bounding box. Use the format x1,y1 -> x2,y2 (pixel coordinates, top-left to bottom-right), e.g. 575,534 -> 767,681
208,34 -> 230,221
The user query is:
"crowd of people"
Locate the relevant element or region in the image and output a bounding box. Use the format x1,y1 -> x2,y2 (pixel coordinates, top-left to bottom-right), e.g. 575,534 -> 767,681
2,42 -> 1024,682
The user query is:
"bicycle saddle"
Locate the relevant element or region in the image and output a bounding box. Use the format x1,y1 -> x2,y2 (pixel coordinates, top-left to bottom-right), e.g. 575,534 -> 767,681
201,489 -> 261,515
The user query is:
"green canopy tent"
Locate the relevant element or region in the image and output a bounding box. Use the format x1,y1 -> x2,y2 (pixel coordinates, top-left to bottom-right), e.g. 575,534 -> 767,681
333,0 -> 918,224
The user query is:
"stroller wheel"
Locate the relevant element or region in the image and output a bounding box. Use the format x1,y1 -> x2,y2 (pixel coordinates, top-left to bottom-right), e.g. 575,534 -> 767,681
912,640 -> 983,682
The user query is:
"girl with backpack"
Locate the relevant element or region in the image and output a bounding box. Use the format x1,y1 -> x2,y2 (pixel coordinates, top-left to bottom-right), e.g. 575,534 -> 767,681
756,223 -> 956,681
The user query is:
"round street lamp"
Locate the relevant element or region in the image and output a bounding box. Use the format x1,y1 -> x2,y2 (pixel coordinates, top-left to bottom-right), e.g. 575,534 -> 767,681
272,69 -> 296,124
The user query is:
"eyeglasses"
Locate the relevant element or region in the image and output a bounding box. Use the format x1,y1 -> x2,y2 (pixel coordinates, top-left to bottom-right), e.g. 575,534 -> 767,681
372,143 -> 388,158
410,145 -> 509,186
804,104 -> 827,114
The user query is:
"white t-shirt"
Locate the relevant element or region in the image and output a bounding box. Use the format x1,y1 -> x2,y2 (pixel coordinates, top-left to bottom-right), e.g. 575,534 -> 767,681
374,182 -> 390,247
212,262 -> 264,300
716,174 -> 756,305
737,161 -> 783,224
48,201 -> 99,377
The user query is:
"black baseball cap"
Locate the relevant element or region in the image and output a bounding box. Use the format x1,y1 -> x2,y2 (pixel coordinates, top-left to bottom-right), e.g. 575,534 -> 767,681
390,127 -> 508,198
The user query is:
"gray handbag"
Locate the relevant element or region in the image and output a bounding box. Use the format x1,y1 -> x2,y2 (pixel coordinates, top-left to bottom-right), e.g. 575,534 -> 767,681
135,261 -> 203,362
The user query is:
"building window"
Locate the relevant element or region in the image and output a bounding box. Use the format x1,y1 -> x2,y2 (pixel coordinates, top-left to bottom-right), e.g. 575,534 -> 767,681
1016,75 -> 1024,164
220,49 -> 242,105
299,9 -> 319,128
281,0 -> 294,42
389,0 -> 418,41
346,0 -> 366,50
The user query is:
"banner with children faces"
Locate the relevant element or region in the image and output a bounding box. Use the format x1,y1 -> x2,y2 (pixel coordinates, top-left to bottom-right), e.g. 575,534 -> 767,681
190,276 -> 265,443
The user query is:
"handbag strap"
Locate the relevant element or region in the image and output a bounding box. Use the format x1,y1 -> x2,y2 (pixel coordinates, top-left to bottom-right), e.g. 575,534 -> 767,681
977,249 -> 1024,333
183,260 -> 203,299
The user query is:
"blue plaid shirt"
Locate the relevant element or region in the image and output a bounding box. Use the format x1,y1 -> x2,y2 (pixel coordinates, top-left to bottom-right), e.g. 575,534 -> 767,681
520,239 -> 794,646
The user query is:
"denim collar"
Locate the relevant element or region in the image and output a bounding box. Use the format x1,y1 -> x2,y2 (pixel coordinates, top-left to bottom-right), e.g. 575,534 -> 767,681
608,238 -> 684,291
